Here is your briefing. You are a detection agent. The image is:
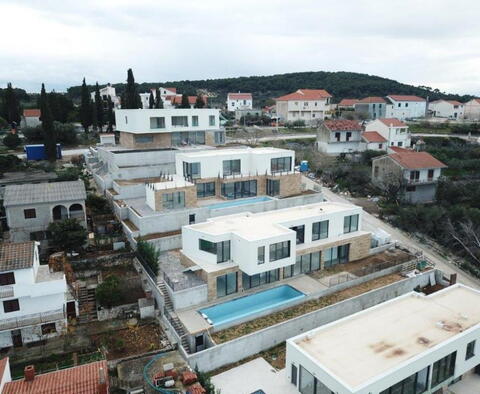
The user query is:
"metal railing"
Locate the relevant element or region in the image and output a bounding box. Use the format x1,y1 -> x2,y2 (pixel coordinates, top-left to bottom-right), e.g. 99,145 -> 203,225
0,308 -> 65,331
0,286 -> 14,299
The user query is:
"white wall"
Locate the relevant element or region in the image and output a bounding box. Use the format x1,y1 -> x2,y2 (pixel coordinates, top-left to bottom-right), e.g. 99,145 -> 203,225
429,101 -> 464,119
464,99 -> 480,120
385,99 -> 427,120
227,97 -> 253,111
366,120 -> 411,148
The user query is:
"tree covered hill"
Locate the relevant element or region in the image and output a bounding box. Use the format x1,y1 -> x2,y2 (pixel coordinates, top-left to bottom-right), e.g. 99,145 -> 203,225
66,71 -> 474,107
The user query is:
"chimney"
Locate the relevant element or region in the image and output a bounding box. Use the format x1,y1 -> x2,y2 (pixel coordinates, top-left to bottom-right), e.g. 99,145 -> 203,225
97,367 -> 108,394
24,365 -> 35,382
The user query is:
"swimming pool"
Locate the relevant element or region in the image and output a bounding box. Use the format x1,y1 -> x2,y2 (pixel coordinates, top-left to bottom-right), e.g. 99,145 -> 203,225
199,285 -> 305,326
206,196 -> 273,210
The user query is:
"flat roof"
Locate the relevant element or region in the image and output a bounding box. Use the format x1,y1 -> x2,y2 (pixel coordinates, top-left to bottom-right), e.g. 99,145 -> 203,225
188,202 -> 359,241
177,146 -> 292,159
293,285 -> 480,390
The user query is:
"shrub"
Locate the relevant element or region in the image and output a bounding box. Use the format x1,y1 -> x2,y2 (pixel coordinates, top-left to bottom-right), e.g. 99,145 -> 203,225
137,240 -> 159,275
0,154 -> 23,173
48,219 -> 88,253
3,133 -> 21,149
96,275 -> 121,308
86,194 -> 111,215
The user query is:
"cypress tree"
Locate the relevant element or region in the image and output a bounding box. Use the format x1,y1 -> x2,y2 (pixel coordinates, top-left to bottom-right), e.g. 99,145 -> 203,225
148,91 -> 154,109
4,83 -> 21,126
80,78 -> 92,133
155,88 -> 164,109
179,93 -> 190,109
94,82 -> 104,132
39,84 -> 56,162
107,96 -> 115,132
92,101 -> 98,131
125,68 -> 141,109
194,94 -> 205,108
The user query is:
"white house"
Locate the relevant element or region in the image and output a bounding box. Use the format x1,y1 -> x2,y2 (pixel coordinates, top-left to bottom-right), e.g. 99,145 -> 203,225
464,98 -> 480,121
90,83 -> 120,109
286,284 -> 480,394
361,131 -> 388,151
365,118 -> 411,149
3,181 -> 87,247
227,93 -> 253,112
115,108 -> 225,149
316,120 -> 363,155
429,100 -> 464,119
275,89 -> 332,125
180,202 -> 371,300
21,109 -> 41,128
0,241 -> 74,348
385,95 -> 427,120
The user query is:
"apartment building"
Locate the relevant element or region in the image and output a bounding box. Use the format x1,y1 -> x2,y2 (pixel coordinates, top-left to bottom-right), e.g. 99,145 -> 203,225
372,149 -> 447,203
115,108 -> 225,149
179,202 -> 371,301
385,95 -> 427,120
463,98 -> 480,121
275,89 -> 332,125
227,92 -> 253,112
316,120 -> 363,155
354,97 -> 387,119
286,284 -> 480,394
3,181 -> 87,247
429,100 -> 464,119
365,118 -> 411,149
0,242 -> 74,349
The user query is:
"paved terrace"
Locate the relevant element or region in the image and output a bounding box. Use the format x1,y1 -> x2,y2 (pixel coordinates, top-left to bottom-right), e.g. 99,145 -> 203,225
159,250 -> 206,291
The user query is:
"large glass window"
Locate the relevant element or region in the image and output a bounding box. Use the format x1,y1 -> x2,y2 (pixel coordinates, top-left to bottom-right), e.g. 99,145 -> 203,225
150,117 -> 165,129
312,220 -> 329,241
183,162 -> 201,179
196,182 -> 215,198
223,159 -> 241,176
135,135 -> 153,144
267,179 -> 280,196
214,131 -> 225,144
290,225 -> 305,245
271,157 -> 292,173
221,180 -> 257,199
199,239 -> 230,263
380,366 -> 429,394
172,131 -> 205,145
466,340 -> 476,360
171,116 -> 188,127
324,244 -> 350,268
269,241 -> 290,262
284,252 -> 321,278
216,272 -> 237,297
343,214 -> 359,233
299,366 -> 315,394
162,192 -> 185,210
242,269 -> 279,290
432,351 -> 456,388
257,246 -> 265,265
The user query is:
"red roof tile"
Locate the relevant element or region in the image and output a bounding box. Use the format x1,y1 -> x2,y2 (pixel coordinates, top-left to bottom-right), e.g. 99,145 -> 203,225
389,146 -> 412,153
23,109 -> 41,117
0,357 -> 9,383
276,89 -> 332,101
3,360 -> 108,394
338,99 -> 359,106
168,95 -> 207,105
387,95 -> 426,102
358,97 -> 386,104
389,151 -> 447,169
228,93 -> 252,100
165,87 -> 176,93
324,119 -> 361,131
378,118 -> 407,127
446,100 -> 463,106
362,131 -> 387,143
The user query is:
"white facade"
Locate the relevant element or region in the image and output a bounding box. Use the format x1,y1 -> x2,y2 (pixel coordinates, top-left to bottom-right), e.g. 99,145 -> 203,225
181,202 -> 366,276
385,96 -> 427,120
115,108 -> 221,134
0,242 -> 70,348
90,84 -> 120,109
99,134 -> 116,146
286,284 -> 480,394
227,93 -> 253,112
429,100 -> 464,119
464,99 -> 480,121
365,119 -> 411,149
275,90 -> 332,125
175,147 -> 295,179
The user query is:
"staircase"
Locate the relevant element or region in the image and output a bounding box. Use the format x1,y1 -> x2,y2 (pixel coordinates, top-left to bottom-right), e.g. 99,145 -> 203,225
157,280 -> 173,312
78,287 -> 97,324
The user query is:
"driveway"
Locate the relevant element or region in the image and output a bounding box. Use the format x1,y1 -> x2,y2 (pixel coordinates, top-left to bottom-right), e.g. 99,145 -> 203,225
313,181 -> 480,289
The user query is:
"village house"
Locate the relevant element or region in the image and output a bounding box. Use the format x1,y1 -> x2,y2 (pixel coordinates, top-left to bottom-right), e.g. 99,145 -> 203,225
337,99 -> 359,110
227,92 -> 253,112
90,83 -> 120,110
464,98 -> 480,120
20,109 -> 41,128
429,99 -> 464,119
316,120 -> 363,155
385,95 -> 427,120
354,97 -> 387,119
365,118 -> 411,149
275,89 -> 332,125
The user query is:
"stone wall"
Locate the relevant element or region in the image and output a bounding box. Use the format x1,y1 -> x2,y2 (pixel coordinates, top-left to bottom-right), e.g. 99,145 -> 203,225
119,132 -> 171,149
153,185 -> 197,211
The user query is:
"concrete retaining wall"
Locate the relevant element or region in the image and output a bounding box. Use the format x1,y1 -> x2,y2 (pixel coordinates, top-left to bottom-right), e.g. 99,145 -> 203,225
146,234 -> 182,251
186,269 -> 439,372
169,284 -> 209,310
97,302 -> 138,321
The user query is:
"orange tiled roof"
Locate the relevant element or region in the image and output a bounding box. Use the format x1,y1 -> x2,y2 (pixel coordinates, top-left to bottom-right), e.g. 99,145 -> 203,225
0,241 -> 36,272
228,93 -> 252,100
378,118 -> 407,127
387,95 -> 426,102
324,119 -> 361,131
358,97 -> 386,104
338,99 -> 359,106
362,131 -> 387,143
167,95 -> 207,106
3,360 -> 108,394
23,109 -> 41,117
389,151 -> 447,169
276,89 -> 332,101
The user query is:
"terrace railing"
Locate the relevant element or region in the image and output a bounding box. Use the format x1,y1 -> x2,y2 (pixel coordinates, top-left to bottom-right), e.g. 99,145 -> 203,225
0,308 -> 65,331
0,286 -> 14,299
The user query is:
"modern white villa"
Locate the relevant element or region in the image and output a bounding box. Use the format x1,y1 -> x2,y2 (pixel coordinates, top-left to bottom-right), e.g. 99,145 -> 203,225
0,241 -> 75,349
115,108 -> 225,149
385,95 -> 427,120
286,284 -> 480,394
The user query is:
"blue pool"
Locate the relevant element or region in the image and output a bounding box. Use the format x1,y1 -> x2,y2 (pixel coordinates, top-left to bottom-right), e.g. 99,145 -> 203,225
206,196 -> 273,210
199,285 -> 305,326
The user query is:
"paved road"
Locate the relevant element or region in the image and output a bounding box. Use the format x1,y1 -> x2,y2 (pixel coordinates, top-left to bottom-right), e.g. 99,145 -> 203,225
316,184 -> 480,289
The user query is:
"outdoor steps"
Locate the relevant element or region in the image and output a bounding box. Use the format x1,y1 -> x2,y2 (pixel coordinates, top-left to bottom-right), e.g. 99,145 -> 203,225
78,287 -> 98,324
157,280 -> 174,313
181,336 -> 191,354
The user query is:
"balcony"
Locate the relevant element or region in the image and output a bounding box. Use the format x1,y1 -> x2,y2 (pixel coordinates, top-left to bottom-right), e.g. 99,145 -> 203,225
0,308 -> 65,331
406,177 -> 436,185
0,286 -> 14,299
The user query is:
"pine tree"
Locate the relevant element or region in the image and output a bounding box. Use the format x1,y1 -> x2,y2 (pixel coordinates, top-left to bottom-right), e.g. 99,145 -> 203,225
4,83 -> 21,126
94,82 -> 104,132
80,78 -> 92,133
107,96 -> 115,132
179,93 -> 190,109
154,88 -> 164,109
39,84 -> 57,162
125,68 -> 141,109
148,91 -> 154,109
194,94 -> 205,108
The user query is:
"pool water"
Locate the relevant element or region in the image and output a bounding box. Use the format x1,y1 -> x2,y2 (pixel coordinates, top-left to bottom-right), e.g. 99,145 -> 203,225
206,196 -> 273,210
199,285 -> 305,326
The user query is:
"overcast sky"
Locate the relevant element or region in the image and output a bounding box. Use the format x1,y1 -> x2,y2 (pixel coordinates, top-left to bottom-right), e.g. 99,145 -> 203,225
1,0 -> 479,95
